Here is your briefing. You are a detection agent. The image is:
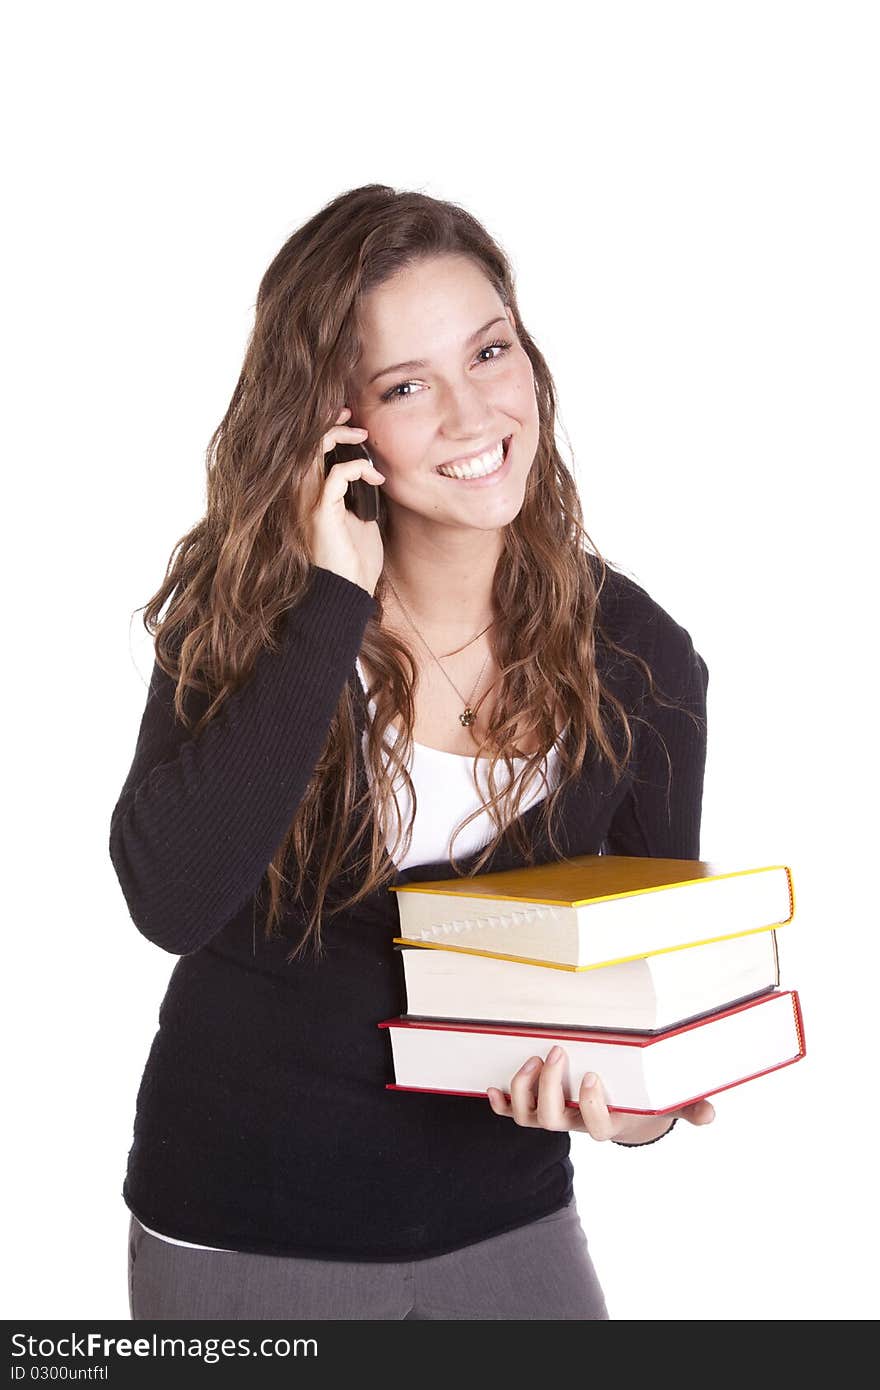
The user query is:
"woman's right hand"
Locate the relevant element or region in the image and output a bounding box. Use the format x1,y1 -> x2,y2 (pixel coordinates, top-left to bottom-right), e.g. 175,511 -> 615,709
304,407 -> 386,597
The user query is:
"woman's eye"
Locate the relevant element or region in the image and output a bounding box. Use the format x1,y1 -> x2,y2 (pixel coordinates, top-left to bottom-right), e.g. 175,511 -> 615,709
476,339 -> 512,364
381,338 -> 513,404
382,381 -> 416,403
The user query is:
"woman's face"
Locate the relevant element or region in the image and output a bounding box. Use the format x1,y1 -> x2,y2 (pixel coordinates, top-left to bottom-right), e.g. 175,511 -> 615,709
347,254 -> 540,532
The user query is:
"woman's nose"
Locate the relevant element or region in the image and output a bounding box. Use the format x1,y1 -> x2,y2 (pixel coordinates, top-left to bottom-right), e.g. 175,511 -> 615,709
437,378 -> 496,437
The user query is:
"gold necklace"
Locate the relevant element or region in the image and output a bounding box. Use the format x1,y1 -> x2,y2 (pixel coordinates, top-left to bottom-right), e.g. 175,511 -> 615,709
384,575 -> 495,729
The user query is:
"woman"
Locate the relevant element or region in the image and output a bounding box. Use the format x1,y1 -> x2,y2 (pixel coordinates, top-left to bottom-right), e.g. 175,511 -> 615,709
111,184 -> 713,1321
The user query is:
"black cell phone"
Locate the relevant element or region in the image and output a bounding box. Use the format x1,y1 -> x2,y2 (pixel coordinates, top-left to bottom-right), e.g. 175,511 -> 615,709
324,440 -> 381,523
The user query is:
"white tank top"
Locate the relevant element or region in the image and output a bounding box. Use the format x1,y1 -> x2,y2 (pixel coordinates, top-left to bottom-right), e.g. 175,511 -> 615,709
135,655 -> 566,1252
353,655 -> 566,869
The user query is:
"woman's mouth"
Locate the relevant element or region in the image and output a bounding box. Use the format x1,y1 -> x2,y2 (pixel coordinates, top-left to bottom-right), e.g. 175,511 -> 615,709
434,435 -> 513,485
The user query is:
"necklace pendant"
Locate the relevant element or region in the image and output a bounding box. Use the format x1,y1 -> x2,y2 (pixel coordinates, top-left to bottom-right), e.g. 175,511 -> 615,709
459,707 -> 476,727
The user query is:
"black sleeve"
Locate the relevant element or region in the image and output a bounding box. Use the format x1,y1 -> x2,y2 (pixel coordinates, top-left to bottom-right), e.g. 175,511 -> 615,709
600,583 -> 709,860
108,565 -> 377,956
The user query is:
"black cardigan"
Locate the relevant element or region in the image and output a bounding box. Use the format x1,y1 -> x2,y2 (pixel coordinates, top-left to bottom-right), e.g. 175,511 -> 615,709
109,562 -> 708,1260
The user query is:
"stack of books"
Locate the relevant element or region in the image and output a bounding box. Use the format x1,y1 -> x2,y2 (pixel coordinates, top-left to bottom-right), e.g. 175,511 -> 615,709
378,855 -> 805,1115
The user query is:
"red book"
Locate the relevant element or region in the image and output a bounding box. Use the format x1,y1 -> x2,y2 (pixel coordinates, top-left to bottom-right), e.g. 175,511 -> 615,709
378,989 -> 805,1115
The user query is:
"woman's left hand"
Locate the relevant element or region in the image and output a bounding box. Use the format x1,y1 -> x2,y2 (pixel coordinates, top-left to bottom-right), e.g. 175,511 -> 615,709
486,1045 -> 715,1142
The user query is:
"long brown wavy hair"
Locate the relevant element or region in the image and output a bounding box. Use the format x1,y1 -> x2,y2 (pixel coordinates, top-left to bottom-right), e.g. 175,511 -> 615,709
135,183 -> 696,964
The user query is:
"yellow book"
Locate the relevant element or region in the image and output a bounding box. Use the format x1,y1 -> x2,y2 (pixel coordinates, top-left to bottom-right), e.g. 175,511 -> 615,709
390,854 -> 795,970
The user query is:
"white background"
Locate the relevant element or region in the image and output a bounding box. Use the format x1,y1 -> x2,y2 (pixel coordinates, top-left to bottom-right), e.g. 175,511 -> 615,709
4,0 -> 877,1321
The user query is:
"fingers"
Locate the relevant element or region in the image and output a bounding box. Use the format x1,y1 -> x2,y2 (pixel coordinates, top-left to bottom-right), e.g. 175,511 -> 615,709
315,408 -> 384,508
577,1071 -> 616,1141
503,1050 -> 618,1139
677,1098 -> 715,1126
320,457 -> 385,510
489,1058 -> 718,1140
322,423 -> 370,452
507,1056 -> 542,1123
491,1049 -> 582,1132
321,406 -> 370,455
535,1047 -> 573,1131
486,1087 -> 513,1117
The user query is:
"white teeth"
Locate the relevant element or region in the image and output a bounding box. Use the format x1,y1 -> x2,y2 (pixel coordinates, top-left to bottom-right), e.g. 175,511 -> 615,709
436,439 -> 506,480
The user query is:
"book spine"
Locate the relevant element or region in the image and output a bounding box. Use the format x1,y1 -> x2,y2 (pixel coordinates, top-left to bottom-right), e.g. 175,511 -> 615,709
790,989 -> 806,1058
784,866 -> 796,924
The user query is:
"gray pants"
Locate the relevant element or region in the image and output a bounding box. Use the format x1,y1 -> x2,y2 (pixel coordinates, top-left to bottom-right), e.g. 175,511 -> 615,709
128,1194 -> 609,1320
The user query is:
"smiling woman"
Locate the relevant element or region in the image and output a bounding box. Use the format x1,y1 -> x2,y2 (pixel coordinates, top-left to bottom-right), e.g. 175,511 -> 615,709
110,183 -> 710,1321
347,252 -> 540,523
